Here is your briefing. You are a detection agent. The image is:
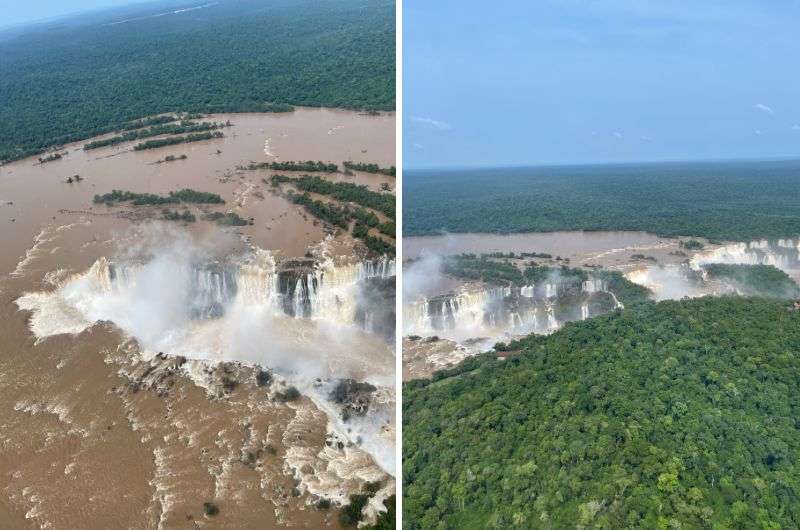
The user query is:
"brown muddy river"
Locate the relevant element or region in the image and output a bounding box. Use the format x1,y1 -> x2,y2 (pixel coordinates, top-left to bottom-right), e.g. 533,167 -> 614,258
404,230 -> 693,269
0,108 -> 395,529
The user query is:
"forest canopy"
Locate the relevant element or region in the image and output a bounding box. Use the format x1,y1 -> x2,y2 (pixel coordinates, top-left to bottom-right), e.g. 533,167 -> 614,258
404,160 -> 800,242
404,296 -> 800,529
0,0 -> 395,162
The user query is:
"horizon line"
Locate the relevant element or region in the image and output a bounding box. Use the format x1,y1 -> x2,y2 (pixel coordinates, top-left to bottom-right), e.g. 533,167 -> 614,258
404,154 -> 800,173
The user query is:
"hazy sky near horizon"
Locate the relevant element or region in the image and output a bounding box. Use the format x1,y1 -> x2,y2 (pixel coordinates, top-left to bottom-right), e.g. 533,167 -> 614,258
0,0 -> 151,28
404,0 -> 800,168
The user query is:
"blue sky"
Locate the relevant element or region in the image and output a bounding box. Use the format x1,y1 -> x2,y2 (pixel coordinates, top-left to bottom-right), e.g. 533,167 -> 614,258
404,0 -> 800,168
0,0 -> 151,28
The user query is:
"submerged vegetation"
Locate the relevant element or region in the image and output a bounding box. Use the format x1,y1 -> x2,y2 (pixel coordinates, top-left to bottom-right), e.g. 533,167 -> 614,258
157,154 -> 188,163
284,191 -> 394,256
404,296 -> 800,529
161,209 -> 196,223
203,212 -> 251,227
404,160 -> 800,241
0,0 -> 394,162
267,172 -> 396,257
37,152 -> 63,164
94,189 -> 224,206
272,174 -> 395,219
343,161 -> 396,176
247,161 -> 338,173
132,131 -> 224,151
339,482 -> 393,528
84,121 -> 227,150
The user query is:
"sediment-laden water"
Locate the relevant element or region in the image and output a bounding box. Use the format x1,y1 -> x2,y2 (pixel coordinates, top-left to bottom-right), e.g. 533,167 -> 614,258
0,108 -> 395,528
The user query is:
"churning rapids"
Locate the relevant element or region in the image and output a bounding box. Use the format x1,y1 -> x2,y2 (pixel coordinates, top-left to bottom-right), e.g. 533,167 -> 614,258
15,230 -> 397,476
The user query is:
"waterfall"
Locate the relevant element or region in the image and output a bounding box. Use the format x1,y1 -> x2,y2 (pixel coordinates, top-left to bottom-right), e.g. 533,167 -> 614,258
78,253 -> 395,336
690,239 -> 800,272
582,278 -> 606,293
405,272 -> 622,340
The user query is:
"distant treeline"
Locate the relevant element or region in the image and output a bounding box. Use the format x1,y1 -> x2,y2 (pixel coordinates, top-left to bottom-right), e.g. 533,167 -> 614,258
94,188 -> 224,206
85,121 -> 228,150
0,0 -> 393,163
246,160 -> 338,173
133,131 -> 224,151
198,102 -> 294,114
343,161 -> 396,176
404,161 -> 800,241
271,174 -> 395,219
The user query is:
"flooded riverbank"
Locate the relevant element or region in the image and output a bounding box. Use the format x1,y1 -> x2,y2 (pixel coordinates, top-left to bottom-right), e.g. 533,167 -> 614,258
0,108 -> 395,528
404,230 -> 689,269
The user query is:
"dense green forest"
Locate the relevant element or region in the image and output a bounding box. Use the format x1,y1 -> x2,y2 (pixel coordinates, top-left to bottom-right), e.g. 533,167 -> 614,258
404,160 -> 800,241
0,0 -> 394,162
404,296 -> 800,529
703,264 -> 800,298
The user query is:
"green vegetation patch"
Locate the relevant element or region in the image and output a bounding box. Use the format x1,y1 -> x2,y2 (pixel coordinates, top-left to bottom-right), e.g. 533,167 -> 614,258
85,121 -> 227,150
94,189 -> 224,206
161,208 -> 196,223
203,212 -> 251,227
272,174 -> 395,219
703,263 -> 800,298
284,191 -> 394,256
404,296 -> 800,529
344,161 -> 396,176
247,161 -> 338,173
132,131 -> 223,151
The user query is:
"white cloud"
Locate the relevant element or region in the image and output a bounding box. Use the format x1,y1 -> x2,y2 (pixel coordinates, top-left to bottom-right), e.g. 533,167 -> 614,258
754,129 -> 763,135
612,131 -> 623,139
754,103 -> 775,115
411,116 -> 452,130
792,124 -> 800,131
